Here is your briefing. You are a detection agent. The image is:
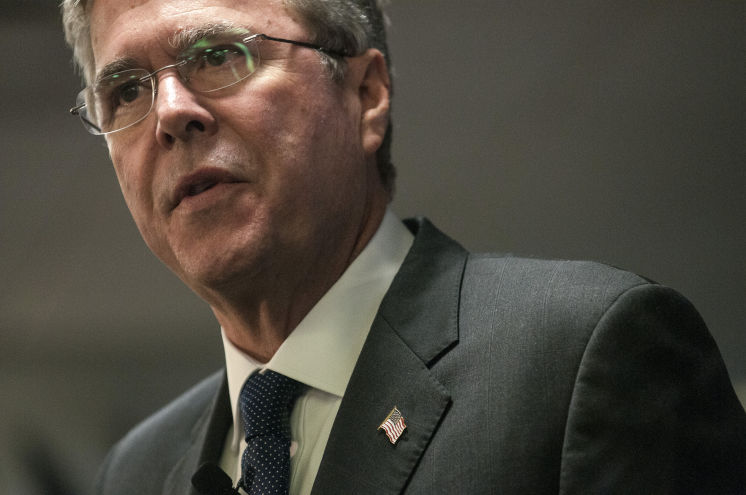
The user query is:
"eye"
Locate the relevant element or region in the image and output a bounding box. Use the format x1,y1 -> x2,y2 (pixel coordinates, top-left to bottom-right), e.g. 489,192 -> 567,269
179,41 -> 258,92
194,44 -> 247,70
177,37 -> 259,92
93,70 -> 151,126
98,71 -> 148,109
117,81 -> 143,104
203,47 -> 232,67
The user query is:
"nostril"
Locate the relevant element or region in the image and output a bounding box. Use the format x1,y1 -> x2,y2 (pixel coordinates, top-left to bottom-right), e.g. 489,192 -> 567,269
186,120 -> 205,132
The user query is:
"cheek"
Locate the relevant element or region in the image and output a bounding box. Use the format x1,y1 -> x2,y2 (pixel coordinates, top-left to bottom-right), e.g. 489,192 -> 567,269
110,151 -> 139,210
222,95 -> 316,189
108,142 -> 158,234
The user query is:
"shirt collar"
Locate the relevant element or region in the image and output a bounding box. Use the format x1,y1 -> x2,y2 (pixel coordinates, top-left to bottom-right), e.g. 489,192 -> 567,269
221,208 -> 413,444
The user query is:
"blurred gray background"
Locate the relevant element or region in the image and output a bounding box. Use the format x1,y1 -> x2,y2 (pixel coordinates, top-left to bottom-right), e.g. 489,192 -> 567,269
1,1 -> 743,494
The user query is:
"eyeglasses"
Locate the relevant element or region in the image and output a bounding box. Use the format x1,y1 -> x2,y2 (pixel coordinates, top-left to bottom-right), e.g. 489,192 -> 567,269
69,33 -> 349,135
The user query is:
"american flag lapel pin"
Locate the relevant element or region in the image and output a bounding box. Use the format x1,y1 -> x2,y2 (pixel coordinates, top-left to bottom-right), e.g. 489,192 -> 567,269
378,406 -> 407,444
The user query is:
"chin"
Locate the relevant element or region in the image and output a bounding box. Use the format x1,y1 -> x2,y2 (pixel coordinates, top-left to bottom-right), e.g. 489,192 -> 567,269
176,241 -> 270,300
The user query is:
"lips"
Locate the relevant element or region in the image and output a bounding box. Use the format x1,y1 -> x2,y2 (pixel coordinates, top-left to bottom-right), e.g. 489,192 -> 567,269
171,168 -> 242,210
187,181 -> 217,196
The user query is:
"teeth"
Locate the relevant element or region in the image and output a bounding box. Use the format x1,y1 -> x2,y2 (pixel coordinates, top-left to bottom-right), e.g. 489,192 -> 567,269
188,182 -> 216,196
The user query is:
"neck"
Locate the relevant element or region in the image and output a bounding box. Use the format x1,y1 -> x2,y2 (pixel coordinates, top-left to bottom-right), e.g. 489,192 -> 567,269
210,200 -> 388,363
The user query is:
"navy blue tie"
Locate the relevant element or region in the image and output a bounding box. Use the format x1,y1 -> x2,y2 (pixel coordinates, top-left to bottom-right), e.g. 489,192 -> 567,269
238,370 -> 305,495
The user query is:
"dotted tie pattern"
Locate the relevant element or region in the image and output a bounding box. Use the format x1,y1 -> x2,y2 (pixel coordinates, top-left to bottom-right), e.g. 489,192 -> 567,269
238,370 -> 305,495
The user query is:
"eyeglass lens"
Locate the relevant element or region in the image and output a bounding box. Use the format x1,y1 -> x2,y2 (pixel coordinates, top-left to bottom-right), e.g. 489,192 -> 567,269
76,37 -> 261,135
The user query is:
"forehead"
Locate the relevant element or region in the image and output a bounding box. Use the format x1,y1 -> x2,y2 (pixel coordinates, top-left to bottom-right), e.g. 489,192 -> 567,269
89,0 -> 302,70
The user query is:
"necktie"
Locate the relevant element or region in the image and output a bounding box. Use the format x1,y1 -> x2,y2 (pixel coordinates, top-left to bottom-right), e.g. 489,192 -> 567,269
238,369 -> 305,495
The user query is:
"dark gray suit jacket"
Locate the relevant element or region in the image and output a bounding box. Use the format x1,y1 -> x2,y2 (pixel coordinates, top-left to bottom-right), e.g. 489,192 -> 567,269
95,218 -> 746,494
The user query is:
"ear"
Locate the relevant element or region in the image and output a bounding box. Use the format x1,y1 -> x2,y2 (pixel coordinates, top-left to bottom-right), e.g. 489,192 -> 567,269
348,49 -> 391,155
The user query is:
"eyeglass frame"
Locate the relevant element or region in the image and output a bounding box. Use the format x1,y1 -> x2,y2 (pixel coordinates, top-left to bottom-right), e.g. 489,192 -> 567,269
69,33 -> 351,135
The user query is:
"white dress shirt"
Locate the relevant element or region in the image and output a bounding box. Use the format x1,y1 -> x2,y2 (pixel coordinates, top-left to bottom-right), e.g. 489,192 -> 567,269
219,209 -> 414,494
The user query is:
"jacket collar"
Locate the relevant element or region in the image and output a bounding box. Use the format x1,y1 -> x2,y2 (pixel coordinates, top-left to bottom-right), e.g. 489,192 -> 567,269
311,217 -> 468,494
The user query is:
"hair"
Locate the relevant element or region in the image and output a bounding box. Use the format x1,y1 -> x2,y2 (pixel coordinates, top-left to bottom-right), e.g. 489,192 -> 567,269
61,0 -> 396,196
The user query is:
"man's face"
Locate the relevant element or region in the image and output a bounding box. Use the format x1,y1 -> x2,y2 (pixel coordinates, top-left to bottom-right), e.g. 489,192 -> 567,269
89,0 -> 389,304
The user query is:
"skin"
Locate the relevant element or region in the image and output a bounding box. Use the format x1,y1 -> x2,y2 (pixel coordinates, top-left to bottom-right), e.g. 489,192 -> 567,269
89,0 -> 391,361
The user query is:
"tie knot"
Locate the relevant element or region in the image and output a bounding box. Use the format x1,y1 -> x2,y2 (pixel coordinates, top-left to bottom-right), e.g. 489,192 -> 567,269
239,369 -> 305,439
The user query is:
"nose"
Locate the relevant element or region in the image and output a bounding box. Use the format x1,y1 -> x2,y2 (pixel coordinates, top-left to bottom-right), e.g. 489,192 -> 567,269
153,72 -> 217,148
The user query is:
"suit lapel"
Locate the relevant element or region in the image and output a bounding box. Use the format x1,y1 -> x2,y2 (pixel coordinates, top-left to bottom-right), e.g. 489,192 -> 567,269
312,218 -> 468,494
163,372 -> 232,495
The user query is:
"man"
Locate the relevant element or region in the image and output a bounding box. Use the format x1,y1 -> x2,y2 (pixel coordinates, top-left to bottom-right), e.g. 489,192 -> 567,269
62,0 -> 745,493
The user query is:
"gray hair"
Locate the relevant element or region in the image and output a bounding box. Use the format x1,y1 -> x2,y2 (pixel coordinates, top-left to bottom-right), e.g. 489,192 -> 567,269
61,0 -> 395,196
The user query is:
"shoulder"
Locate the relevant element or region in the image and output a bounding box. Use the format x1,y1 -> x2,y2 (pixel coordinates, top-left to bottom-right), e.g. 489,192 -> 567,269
405,217 -> 676,351
457,254 -> 726,372
460,254 -> 656,337
94,370 -> 224,494
464,253 -> 650,294
454,255 -> 745,490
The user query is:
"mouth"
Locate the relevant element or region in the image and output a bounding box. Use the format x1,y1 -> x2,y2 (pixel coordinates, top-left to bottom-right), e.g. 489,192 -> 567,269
187,181 -> 218,196
171,168 -> 242,210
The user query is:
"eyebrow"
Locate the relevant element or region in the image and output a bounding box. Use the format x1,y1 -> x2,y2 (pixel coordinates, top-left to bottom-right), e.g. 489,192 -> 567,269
94,57 -> 141,87
169,22 -> 252,54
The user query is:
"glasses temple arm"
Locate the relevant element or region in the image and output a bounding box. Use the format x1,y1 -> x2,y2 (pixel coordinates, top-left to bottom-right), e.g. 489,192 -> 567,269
248,34 -> 350,58
69,104 -> 85,116
70,103 -> 102,134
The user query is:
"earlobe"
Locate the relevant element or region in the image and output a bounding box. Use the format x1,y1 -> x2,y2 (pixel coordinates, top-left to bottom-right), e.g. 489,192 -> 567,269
355,49 -> 391,155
